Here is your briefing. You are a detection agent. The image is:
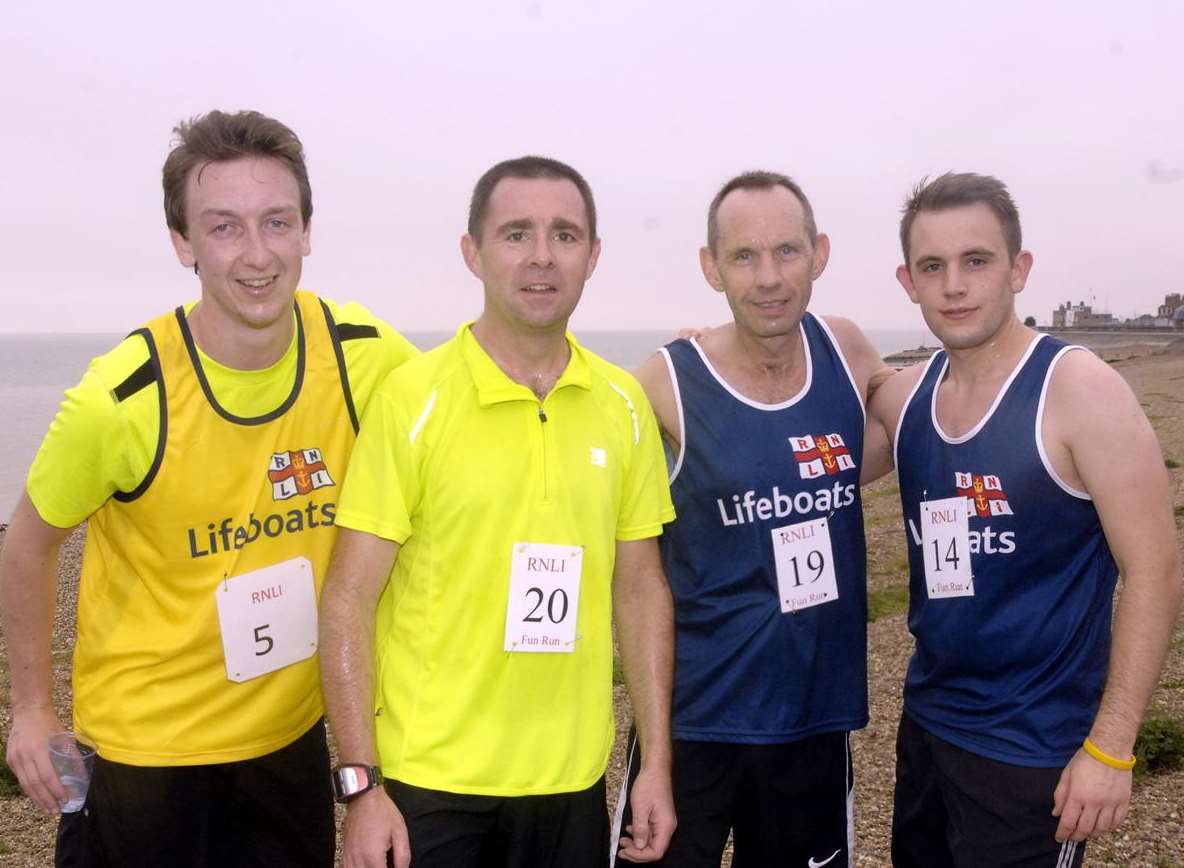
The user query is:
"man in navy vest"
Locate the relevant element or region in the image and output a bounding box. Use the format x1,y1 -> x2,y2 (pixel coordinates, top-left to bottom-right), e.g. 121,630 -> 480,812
615,171 -> 885,867
865,172 -> 1182,867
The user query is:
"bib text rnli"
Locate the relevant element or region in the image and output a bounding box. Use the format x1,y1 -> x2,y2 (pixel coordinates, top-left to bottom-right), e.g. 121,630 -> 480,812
186,500 -> 337,558
717,482 -> 856,527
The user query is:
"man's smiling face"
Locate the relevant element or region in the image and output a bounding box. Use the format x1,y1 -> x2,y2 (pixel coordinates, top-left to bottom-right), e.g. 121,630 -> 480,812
170,156 -> 311,335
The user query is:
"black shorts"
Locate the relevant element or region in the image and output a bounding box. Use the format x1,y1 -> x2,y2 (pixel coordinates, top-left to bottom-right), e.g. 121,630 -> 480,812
385,776 -> 609,868
892,712 -> 1085,868
55,719 -> 335,868
613,728 -> 854,868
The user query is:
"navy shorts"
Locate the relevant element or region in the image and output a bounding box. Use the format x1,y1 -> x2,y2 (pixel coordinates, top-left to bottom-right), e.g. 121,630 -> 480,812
892,712 -> 1085,868
613,728 -> 854,868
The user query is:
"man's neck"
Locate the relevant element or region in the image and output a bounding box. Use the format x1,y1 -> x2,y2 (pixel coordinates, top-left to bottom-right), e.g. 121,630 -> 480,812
187,302 -> 296,371
941,317 -> 1036,388
471,315 -> 571,400
700,321 -> 808,403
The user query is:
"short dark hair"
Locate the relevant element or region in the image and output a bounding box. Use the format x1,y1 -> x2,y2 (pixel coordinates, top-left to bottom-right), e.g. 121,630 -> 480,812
707,171 -> 817,253
467,156 -> 597,243
900,172 -> 1021,264
163,110 -> 312,238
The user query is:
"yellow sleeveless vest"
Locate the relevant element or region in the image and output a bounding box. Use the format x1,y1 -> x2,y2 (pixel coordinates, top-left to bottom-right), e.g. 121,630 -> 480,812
74,292 -> 356,765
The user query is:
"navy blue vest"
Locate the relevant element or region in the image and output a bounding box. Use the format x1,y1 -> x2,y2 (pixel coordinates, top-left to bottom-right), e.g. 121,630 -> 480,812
896,335 -> 1118,766
662,314 -> 868,742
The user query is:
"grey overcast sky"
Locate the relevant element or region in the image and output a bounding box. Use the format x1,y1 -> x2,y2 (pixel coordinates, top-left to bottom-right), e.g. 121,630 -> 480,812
2,0 -> 1181,334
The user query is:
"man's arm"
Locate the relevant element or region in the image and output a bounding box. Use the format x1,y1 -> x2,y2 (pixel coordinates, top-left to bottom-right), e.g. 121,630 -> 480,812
1,492 -> 76,811
822,316 -> 906,485
319,528 -> 408,868
612,536 -> 676,863
821,315 -> 894,406
633,352 -> 680,456
861,360 -> 924,486
1045,351 -> 1184,843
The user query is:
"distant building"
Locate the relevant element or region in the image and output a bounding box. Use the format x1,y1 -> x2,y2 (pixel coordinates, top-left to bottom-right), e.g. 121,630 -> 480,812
1051,300 -> 1116,328
1050,293 -> 1184,330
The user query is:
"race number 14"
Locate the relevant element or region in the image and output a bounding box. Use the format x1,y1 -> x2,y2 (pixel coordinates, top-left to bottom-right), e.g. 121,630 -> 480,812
920,496 -> 974,599
504,542 -> 583,653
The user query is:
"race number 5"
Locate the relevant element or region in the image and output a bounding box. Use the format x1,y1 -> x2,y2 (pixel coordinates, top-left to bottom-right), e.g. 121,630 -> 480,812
253,625 -> 274,656
920,496 -> 974,598
215,557 -> 318,681
504,542 -> 583,653
771,516 -> 839,613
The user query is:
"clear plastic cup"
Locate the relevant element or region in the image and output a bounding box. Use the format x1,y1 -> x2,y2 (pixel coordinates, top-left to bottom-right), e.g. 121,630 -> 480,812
47,732 -> 97,813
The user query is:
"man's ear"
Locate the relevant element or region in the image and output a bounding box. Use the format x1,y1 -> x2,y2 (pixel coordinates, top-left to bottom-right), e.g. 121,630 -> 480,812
1010,250 -> 1033,295
810,232 -> 831,279
460,233 -> 483,280
170,229 -> 196,269
896,263 -> 920,304
584,238 -> 601,280
700,246 -> 724,293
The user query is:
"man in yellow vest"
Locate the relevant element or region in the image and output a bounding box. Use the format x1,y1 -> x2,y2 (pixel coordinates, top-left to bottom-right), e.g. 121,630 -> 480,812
0,110 -> 419,867
319,156 -> 678,868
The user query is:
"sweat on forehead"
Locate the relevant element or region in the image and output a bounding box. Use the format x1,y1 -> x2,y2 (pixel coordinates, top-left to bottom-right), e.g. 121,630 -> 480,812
707,171 -> 818,252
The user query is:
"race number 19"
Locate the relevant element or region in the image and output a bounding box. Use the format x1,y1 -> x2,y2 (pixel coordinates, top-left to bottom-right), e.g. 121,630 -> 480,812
504,542 -> 583,653
771,516 -> 839,613
920,496 -> 974,599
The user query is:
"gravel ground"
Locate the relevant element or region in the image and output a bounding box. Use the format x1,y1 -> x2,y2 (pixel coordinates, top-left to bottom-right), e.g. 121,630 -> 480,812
2,345 -> 1182,866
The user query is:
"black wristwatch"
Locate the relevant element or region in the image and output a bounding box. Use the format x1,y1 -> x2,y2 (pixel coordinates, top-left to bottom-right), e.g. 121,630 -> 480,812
332,763 -> 383,803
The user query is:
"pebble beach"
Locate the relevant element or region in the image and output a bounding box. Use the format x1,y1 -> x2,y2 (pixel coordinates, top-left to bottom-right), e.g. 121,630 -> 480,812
1,337 -> 1182,866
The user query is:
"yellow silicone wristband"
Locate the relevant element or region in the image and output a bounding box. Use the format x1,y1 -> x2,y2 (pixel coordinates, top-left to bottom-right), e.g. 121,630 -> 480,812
1082,737 -> 1136,771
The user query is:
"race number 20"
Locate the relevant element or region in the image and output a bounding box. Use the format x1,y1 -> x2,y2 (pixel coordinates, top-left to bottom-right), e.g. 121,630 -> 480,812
504,542 -> 583,653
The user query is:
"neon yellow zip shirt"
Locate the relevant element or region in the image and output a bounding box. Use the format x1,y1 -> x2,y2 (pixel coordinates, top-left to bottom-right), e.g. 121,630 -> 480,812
336,324 -> 675,796
27,293 -> 418,765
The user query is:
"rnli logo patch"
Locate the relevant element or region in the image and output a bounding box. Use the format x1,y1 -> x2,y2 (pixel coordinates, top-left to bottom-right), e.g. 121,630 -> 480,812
268,449 -> 335,500
789,434 -> 856,479
954,472 -> 1013,518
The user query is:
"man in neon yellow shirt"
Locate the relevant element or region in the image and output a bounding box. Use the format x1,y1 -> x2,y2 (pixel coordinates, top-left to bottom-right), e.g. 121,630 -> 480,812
0,110 -> 418,867
320,156 -> 677,868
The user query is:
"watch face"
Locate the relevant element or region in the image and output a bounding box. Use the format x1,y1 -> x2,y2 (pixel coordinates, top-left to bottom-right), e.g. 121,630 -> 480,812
338,767 -> 365,794
334,765 -> 379,802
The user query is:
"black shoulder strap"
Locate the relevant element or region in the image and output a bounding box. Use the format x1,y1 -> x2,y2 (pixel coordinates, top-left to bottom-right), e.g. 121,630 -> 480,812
111,359 -> 156,403
112,328 -> 167,503
319,299 -> 363,434
337,322 -> 380,342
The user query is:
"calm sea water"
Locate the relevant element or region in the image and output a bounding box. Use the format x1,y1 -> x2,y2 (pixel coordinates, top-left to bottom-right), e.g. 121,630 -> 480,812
0,327 -> 934,520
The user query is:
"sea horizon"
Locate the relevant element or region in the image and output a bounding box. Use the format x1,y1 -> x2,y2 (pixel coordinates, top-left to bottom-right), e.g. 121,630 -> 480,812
0,325 -> 933,520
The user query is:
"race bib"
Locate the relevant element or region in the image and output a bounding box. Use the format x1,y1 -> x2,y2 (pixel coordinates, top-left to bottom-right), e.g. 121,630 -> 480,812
504,542 -> 582,653
771,517 -> 839,613
920,496 -> 974,598
216,557 -> 318,682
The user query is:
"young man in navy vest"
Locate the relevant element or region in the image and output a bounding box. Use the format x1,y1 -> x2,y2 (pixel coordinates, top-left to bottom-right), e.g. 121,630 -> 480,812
865,172 -> 1182,867
619,171 -> 885,867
